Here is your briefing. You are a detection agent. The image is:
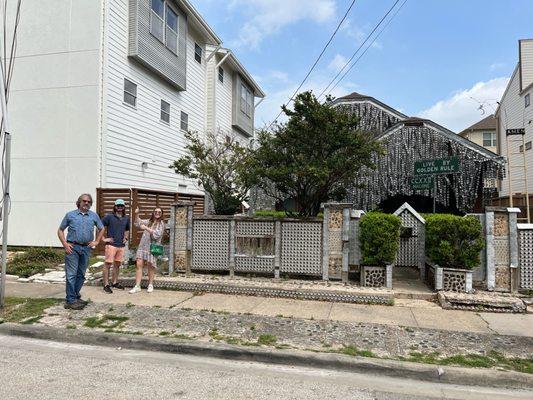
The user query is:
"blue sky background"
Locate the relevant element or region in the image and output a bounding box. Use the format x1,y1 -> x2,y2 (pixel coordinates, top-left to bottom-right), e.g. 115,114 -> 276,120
193,0 -> 533,131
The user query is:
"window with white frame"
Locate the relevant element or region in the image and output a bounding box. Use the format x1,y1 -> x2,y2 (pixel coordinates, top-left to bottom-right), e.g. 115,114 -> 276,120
526,93 -> 531,108
161,100 -> 170,123
218,67 -> 224,83
180,111 -> 188,131
194,43 -> 202,63
482,132 -> 496,147
123,78 -> 137,107
526,141 -> 532,151
150,0 -> 179,54
240,84 -> 252,117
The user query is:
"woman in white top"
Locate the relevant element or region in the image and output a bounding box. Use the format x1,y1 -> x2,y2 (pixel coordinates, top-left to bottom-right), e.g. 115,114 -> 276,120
129,207 -> 165,293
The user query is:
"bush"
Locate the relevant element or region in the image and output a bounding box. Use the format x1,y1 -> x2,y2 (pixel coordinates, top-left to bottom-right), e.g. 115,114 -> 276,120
359,212 -> 401,266
7,247 -> 63,277
425,214 -> 483,270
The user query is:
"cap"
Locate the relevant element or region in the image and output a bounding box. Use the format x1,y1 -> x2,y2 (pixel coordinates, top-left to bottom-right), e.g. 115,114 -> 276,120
114,199 -> 126,206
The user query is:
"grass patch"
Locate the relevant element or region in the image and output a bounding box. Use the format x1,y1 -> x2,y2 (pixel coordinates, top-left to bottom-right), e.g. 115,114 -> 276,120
66,324 -> 77,329
173,334 -> 194,340
125,302 -> 135,308
104,329 -> 143,335
339,345 -> 375,358
257,334 -> 277,346
7,248 -> 63,277
158,331 -> 171,336
0,297 -> 60,323
208,328 -> 225,340
84,314 -> 129,329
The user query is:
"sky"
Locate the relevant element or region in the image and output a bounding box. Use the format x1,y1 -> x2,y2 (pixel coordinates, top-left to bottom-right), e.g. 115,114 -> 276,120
192,0 -> 533,132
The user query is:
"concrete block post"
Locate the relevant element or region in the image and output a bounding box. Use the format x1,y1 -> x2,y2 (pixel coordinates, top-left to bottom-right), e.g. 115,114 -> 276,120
385,264 -> 393,289
321,206 -> 330,281
228,219 -> 236,279
341,207 -> 350,283
434,265 -> 443,290
508,208 -> 520,292
465,271 -> 473,293
186,203 -> 194,275
274,220 -> 281,279
485,211 -> 495,291
168,205 -> 175,275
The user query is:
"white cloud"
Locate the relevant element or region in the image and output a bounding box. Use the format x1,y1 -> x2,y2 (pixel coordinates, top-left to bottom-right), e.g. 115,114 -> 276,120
228,0 -> 336,49
254,74 -> 358,128
328,54 -> 348,72
489,62 -> 506,71
418,77 -> 509,132
341,19 -> 382,50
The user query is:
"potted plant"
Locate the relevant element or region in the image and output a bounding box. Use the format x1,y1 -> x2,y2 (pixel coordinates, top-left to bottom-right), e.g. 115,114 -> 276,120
358,212 -> 401,288
425,214 -> 483,292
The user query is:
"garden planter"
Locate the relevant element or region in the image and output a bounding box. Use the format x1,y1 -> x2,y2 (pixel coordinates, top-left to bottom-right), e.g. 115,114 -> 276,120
360,264 -> 392,288
426,263 -> 473,293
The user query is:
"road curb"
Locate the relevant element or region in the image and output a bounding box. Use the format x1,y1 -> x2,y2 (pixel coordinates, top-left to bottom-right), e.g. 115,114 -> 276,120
0,323 -> 531,390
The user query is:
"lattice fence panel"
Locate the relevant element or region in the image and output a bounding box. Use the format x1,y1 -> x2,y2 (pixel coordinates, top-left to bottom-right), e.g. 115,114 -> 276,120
280,221 -> 322,276
192,219 -> 229,270
235,221 -> 274,236
235,256 -> 275,273
519,229 -> 533,289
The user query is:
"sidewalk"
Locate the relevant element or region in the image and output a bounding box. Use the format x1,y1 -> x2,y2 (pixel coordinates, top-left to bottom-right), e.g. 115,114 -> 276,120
5,281 -> 533,337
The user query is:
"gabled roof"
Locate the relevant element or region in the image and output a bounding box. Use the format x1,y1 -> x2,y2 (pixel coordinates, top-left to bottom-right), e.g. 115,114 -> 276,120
380,118 -> 505,164
332,91 -> 408,120
458,115 -> 497,137
393,202 -> 425,224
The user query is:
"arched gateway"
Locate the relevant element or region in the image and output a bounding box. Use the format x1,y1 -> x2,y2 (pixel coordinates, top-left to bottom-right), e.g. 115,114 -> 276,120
333,93 -> 505,214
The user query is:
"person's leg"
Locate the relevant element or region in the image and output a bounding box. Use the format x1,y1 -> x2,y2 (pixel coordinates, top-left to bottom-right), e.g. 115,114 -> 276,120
129,258 -> 143,293
103,263 -> 111,286
112,247 -> 124,286
64,250 -> 79,304
147,263 -> 155,286
74,246 -> 91,300
103,245 -> 113,287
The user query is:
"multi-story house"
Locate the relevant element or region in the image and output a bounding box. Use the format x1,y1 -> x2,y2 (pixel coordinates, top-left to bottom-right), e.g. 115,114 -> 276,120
495,39 -> 533,221
458,115 -> 498,154
6,0 -> 264,246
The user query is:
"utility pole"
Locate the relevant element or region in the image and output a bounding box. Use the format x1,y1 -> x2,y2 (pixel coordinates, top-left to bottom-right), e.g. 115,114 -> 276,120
0,61 -> 10,308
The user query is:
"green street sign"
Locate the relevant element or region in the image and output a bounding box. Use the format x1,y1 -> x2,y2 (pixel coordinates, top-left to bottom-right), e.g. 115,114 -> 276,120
410,176 -> 434,190
414,157 -> 460,176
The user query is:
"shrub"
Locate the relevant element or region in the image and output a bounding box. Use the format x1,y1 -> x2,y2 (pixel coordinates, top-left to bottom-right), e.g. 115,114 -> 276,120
7,247 -> 63,277
425,214 -> 483,270
359,212 -> 401,266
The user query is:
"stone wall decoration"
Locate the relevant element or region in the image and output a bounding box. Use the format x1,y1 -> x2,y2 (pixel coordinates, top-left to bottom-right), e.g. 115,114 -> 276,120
519,227 -> 533,289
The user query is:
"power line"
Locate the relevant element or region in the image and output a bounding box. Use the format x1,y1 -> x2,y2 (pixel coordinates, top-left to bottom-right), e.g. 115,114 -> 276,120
317,0 -> 404,100
268,0 -> 358,128
320,0 -> 408,99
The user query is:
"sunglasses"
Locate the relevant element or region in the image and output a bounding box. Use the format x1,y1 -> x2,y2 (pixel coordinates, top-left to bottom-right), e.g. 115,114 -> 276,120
82,200 -> 92,204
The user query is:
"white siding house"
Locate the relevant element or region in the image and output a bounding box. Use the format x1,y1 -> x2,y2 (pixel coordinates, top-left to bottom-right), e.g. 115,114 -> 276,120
496,39 -> 533,201
6,0 -> 264,246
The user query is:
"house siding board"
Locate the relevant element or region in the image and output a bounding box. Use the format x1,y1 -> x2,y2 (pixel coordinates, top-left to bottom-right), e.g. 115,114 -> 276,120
520,40 -> 533,91
498,66 -> 533,196
128,0 -> 187,90
104,0 -> 206,195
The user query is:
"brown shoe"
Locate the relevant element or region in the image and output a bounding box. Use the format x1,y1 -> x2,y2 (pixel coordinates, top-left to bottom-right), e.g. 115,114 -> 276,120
64,301 -> 84,310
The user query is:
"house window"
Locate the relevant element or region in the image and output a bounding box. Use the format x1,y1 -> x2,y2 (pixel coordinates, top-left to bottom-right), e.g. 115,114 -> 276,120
526,93 -> 531,108
218,67 -> 224,83
194,43 -> 202,63
150,0 -> 178,54
482,132 -> 496,147
180,111 -> 188,131
519,144 -> 524,153
123,78 -> 137,107
165,4 -> 178,54
240,84 -> 252,117
150,0 -> 164,42
160,100 -> 170,123
526,141 -> 532,151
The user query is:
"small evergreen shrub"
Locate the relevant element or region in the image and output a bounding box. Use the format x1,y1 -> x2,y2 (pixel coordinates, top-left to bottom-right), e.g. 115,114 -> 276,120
425,214 -> 483,270
359,212 -> 401,266
7,247 -> 63,277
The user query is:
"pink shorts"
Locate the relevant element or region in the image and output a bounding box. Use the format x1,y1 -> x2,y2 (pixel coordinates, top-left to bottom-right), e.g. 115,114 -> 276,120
104,245 -> 125,263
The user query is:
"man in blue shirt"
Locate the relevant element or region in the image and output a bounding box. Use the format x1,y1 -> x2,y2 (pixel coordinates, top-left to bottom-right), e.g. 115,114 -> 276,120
101,199 -> 130,293
57,193 -> 104,309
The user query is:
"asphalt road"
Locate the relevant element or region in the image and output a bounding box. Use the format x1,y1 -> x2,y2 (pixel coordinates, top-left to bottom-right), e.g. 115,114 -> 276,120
0,335 -> 530,400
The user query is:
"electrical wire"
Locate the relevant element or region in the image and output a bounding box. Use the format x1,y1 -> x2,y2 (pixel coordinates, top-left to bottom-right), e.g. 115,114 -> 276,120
319,0 -> 408,99
268,0 -> 358,128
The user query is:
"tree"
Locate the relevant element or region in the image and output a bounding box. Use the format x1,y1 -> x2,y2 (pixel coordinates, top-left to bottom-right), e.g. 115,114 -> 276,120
170,131 -> 252,215
248,91 -> 382,217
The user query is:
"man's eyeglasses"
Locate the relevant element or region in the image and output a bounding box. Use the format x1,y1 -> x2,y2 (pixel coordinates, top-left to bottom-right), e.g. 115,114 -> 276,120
116,205 -> 125,208
82,200 -> 92,204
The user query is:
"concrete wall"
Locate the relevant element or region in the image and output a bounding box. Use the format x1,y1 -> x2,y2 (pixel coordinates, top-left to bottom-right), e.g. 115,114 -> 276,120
7,0 -> 103,246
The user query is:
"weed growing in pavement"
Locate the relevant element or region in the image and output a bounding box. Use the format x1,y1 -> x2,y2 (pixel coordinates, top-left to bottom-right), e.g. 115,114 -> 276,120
20,316 -> 43,325
84,315 -> 129,329
249,324 -> 256,331
257,334 -> 277,345
125,302 -> 135,308
159,331 -> 171,336
173,334 -> 194,340
66,324 -> 77,329
104,329 -> 143,335
0,297 -> 60,323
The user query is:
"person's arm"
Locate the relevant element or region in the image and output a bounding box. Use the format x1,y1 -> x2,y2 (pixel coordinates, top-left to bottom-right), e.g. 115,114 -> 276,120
101,216 -> 113,243
57,214 -> 73,254
150,222 -> 164,241
89,214 -> 105,248
123,217 -> 130,244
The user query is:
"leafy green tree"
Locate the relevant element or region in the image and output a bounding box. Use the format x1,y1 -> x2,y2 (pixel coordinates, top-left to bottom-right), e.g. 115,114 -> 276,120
170,131 -> 252,215
248,91 -> 382,216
